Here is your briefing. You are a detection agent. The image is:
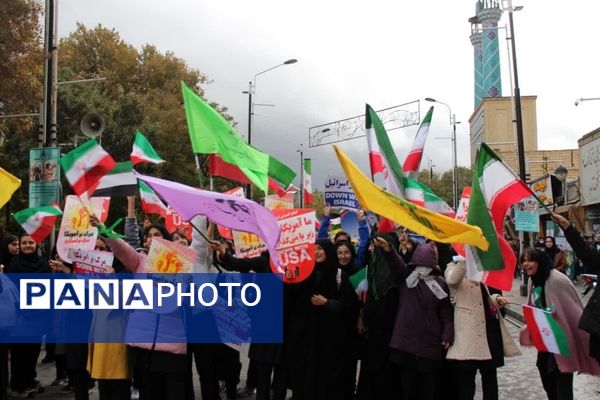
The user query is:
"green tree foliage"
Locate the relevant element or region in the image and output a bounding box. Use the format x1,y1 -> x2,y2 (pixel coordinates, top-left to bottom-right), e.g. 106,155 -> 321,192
0,0 -> 43,229
1,16 -> 242,229
417,166 -> 473,206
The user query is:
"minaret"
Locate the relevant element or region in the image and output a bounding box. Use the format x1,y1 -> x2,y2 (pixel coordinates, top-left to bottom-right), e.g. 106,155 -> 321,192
470,0 -> 502,109
469,13 -> 483,108
479,0 -> 503,99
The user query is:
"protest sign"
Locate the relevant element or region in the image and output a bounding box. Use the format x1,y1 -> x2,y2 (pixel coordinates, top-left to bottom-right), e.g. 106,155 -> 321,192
233,231 -> 267,259
324,175 -> 359,210
264,192 -> 295,210
270,209 -> 316,283
145,237 -> 198,274
164,206 -> 192,240
57,195 -> 109,262
69,249 -> 114,274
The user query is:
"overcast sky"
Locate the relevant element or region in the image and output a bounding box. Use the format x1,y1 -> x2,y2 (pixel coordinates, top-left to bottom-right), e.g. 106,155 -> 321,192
57,0 -> 600,189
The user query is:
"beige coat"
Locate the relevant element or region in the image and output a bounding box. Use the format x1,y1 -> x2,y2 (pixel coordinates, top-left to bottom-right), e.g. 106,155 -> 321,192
445,261 -> 519,360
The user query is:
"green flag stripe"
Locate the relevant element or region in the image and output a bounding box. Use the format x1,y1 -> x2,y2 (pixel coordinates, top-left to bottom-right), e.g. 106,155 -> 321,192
546,313 -> 571,356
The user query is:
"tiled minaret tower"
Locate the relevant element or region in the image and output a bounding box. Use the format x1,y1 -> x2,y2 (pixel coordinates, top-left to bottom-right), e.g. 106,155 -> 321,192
470,0 -> 503,108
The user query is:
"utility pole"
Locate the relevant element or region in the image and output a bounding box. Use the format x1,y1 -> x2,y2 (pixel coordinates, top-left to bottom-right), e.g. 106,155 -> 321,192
43,0 -> 58,147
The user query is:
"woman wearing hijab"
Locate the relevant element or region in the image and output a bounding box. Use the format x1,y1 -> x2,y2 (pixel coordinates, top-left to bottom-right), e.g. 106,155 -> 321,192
0,235 -> 18,271
356,231 -> 400,400
0,234 -> 18,400
6,234 -> 51,397
551,213 -> 600,363
335,240 -> 364,399
445,260 -> 519,400
379,236 -> 454,400
294,238 -> 359,400
519,247 -> 600,399
544,236 -> 568,274
89,215 -> 199,400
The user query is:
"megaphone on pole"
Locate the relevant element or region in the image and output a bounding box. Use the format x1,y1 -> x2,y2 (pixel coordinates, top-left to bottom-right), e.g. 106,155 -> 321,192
80,112 -> 105,138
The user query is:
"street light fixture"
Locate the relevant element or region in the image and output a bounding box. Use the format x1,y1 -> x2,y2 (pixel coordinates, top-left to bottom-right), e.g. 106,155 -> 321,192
574,97 -> 600,106
554,165 -> 568,205
245,58 -> 298,147
425,97 -> 459,210
243,58 -> 298,198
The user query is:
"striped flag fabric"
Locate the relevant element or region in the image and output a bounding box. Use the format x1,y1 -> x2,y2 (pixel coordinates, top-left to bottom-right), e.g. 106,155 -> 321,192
365,104 -> 454,217
405,179 -> 455,218
303,158 -> 313,205
465,143 -> 533,291
522,305 -> 571,356
403,106 -> 434,178
92,161 -> 137,197
59,139 -> 116,196
13,204 -> 62,243
365,104 -> 405,195
0,167 -> 21,209
349,267 -> 368,303
131,131 -> 165,165
208,154 -> 288,197
139,180 -> 168,217
334,145 -> 488,249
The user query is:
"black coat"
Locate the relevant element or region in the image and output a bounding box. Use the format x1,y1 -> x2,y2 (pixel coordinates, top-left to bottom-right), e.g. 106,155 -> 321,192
219,252 -> 285,364
563,226 -> 600,361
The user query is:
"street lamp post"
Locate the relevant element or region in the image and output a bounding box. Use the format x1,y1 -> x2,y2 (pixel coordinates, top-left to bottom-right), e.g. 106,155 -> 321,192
425,98 -> 460,210
574,97 -> 600,106
243,58 -> 297,198
554,165 -> 568,205
505,0 -> 529,296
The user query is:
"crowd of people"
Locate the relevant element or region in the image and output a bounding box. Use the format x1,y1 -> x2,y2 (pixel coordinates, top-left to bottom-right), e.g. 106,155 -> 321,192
0,198 -> 599,400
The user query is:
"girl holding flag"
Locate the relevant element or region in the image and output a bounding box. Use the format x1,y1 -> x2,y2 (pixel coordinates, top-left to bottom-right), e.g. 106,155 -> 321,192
519,247 -> 600,400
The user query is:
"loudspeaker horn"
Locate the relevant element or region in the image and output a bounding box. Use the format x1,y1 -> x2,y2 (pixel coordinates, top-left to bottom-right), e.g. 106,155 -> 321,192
80,112 -> 105,138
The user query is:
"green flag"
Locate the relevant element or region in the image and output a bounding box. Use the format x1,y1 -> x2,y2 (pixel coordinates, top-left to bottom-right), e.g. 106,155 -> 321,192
181,81 -> 270,192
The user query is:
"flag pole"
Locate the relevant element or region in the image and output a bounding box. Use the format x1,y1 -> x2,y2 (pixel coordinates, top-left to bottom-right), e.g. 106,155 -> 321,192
194,154 -> 204,188
188,219 -> 211,243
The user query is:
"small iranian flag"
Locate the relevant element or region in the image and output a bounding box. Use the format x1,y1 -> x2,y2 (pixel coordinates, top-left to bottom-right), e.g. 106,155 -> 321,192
465,143 -> 533,291
522,305 -> 571,356
131,131 -> 165,165
405,179 -> 455,217
403,106 -> 434,178
139,181 -> 168,217
59,139 -> 116,196
350,267 -> 368,303
303,158 -> 313,205
13,205 -> 62,243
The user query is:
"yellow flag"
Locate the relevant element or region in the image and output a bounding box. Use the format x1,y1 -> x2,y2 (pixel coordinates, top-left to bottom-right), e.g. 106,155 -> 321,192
0,167 -> 21,209
333,146 -> 489,250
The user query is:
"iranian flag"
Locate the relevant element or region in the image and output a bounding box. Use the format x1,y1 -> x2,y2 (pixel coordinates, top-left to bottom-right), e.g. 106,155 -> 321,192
366,121 -> 386,179
350,267 -> 368,303
303,158 -> 313,205
13,205 -> 62,243
465,143 -> 533,291
131,131 -> 165,165
405,179 -> 455,217
403,106 -> 434,178
366,104 -> 454,217
59,139 -> 116,196
139,180 -> 168,217
208,154 -> 288,197
522,305 -> 571,356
